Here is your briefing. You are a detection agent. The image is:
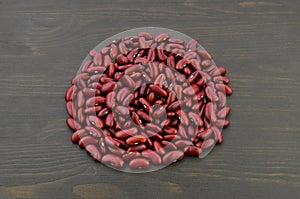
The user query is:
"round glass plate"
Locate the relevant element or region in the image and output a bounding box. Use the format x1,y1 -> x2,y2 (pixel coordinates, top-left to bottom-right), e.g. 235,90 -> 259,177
66,27 -> 230,173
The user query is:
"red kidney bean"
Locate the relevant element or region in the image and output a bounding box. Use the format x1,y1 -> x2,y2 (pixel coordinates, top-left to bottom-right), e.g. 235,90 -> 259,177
155,33 -> 169,42
105,112 -> 115,128
72,73 -> 89,85
217,91 -> 226,107
167,56 -> 176,69
204,117 -> 211,129
104,55 -> 112,66
178,125 -> 189,139
98,138 -> 107,154
151,105 -> 166,118
170,118 -> 178,126
102,154 -> 124,168
129,158 -> 150,169
76,91 -> 85,108
66,118 -> 81,131
104,136 -> 120,147
186,39 -> 198,50
139,83 -> 148,96
128,144 -> 147,152
164,134 -> 181,142
118,64 -> 133,71
85,144 -> 102,161
122,93 -> 134,106
166,91 -> 176,105
197,128 -> 213,139
201,59 -> 212,68
154,73 -> 166,86
187,125 -> 196,138
163,127 -> 177,135
157,48 -> 167,61
213,76 -> 230,84
141,150 -> 161,165
66,101 -> 76,118
145,123 -> 162,133
154,100 -> 164,105
198,49 -> 212,59
65,85 -> 77,102
205,102 -> 217,122
174,85 -> 183,99
205,86 -> 219,102
87,116 -> 104,129
183,86 -> 196,96
184,146 -> 202,157
116,87 -> 130,102
106,92 -> 115,109
115,55 -> 129,64
71,129 -> 87,143
122,75 -> 135,89
107,63 -> 117,77
139,98 -> 152,112
153,141 -> 166,155
189,59 -> 201,71
217,107 -> 231,118
81,60 -> 93,73
176,110 -> 189,126
115,105 -> 129,116
137,110 -> 151,122
138,32 -> 153,39
87,66 -> 106,74
77,108 -> 85,123
148,62 -> 158,78
101,81 -> 116,93
161,141 -> 177,151
107,146 -> 126,156
176,59 -> 188,70
162,150 -> 184,164
97,108 -> 110,118
93,53 -> 103,65
78,136 -> 98,148
126,135 -> 147,145
149,85 -> 168,98
134,57 -> 149,65
174,140 -> 193,148
201,138 -> 215,150
168,100 -> 183,111
188,112 -> 203,127
146,130 -> 163,141
211,126 -> 223,144
101,47 -> 110,54
110,44 -> 118,58
85,96 -> 105,107
183,67 -> 192,75
82,88 -> 100,97
115,127 -> 138,139
122,152 -> 141,161
214,119 -> 230,128
85,125 -> 102,138
124,64 -> 144,75
224,84 -> 233,95
187,71 -> 200,84
131,111 -> 143,126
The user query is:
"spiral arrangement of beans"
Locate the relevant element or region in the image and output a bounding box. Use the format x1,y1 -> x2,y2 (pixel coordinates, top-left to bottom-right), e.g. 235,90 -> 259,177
65,30 -> 232,172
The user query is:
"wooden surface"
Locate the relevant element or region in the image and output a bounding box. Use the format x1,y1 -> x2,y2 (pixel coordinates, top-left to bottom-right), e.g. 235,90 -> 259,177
0,0 -> 299,198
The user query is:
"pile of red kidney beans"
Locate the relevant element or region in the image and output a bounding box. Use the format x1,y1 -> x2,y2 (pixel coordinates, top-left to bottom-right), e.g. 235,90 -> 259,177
65,31 -> 232,172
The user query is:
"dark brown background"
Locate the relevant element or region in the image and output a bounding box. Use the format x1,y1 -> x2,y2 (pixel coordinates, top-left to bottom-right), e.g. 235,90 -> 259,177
0,0 -> 299,198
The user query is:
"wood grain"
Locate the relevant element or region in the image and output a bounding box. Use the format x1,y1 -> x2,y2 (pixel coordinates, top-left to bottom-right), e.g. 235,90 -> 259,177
0,0 -> 299,198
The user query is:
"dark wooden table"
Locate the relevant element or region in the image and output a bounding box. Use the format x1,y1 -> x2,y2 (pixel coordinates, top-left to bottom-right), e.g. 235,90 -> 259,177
0,0 -> 299,198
